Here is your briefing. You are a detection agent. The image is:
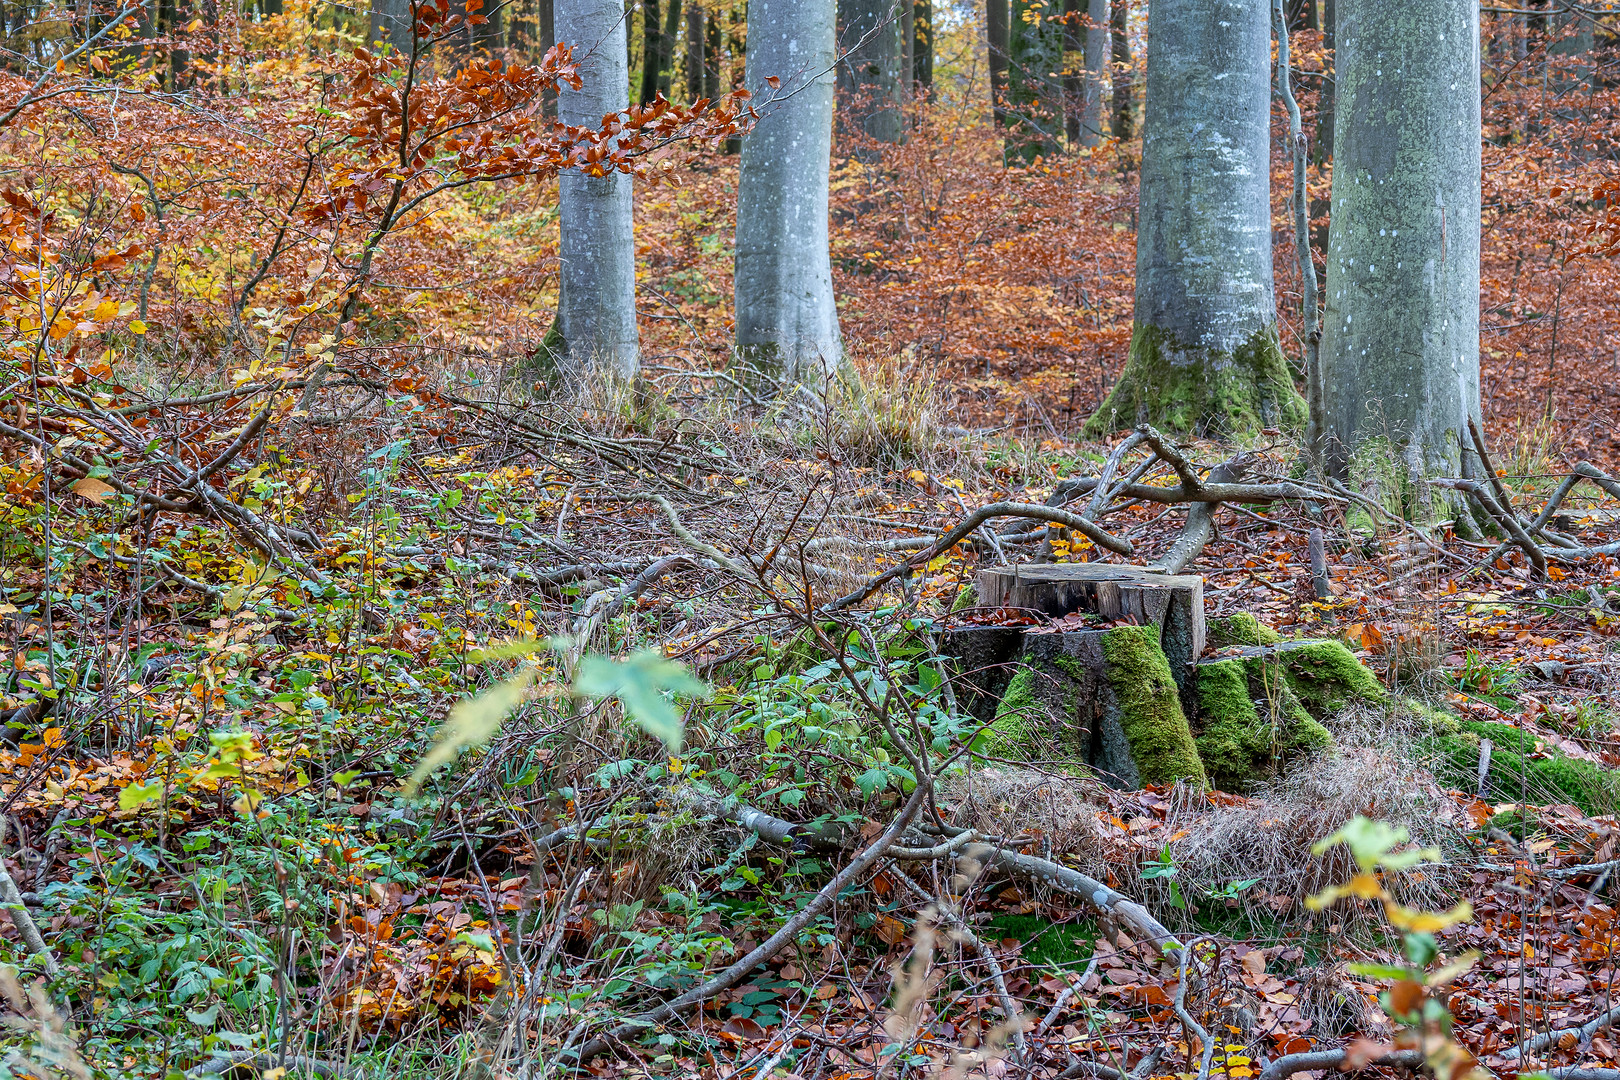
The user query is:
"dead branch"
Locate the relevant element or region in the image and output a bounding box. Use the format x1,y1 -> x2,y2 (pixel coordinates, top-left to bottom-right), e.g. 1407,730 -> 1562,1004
567,783 -> 929,1065
887,863 -> 1028,1061
1501,999 -> 1620,1061
1258,1049 -> 1424,1080
1173,938 -> 1217,1080
0,827 -> 57,976
825,502 -> 1134,612
1153,456 -> 1250,575
186,1051 -> 349,1078
1432,477 -> 1549,578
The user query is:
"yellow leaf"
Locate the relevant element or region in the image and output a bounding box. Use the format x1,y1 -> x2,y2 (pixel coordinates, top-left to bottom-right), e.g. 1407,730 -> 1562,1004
1383,899 -> 1473,933
93,299 -> 118,321
70,477 -> 116,504
129,319 -> 148,335
403,670 -> 536,796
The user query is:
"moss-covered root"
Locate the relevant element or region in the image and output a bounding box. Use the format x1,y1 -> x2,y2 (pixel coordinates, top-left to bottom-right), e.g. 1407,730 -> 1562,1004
1194,657 -> 1331,792
1100,625 -> 1208,788
1280,640 -> 1387,716
1437,720 -> 1620,816
1207,613 -> 1281,650
1085,322 -> 1308,438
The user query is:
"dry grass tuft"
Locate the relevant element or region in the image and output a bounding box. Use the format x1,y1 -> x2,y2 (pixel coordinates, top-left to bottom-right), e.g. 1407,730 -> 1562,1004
939,766 -> 1120,879
1165,705 -> 1465,932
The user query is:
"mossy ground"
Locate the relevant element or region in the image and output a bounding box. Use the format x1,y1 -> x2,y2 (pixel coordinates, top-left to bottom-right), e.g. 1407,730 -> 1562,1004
1101,625 -> 1208,787
1085,322 -> 1308,437
984,914 -> 1098,969
1434,720 -> 1620,815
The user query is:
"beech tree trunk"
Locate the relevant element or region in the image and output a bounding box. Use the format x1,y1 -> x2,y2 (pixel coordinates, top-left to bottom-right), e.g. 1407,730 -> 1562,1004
1318,0 -> 1481,479
1080,0 -> 1110,147
553,0 -> 640,380
733,0 -> 844,386
1109,0 -> 1133,140
368,0 -> 410,51
837,0 -> 906,144
913,0 -> 932,94
639,0 -> 661,104
987,0 -> 1010,129
685,4 -> 704,100
1087,0 -> 1303,436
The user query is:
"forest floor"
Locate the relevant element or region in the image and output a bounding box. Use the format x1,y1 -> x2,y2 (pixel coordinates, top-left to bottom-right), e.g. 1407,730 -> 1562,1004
3,51 -> 1620,1080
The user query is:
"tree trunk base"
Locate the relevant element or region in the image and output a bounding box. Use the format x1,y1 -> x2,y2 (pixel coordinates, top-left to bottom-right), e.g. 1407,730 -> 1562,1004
1085,322 -> 1307,438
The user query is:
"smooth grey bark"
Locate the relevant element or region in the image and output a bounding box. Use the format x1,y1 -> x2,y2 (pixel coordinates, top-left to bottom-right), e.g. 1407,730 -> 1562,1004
1080,0 -> 1110,147
368,0 -> 411,50
1089,0 -> 1302,435
837,0 -> 907,144
1109,0 -> 1132,140
1319,0 -> 1481,478
553,0 -> 640,380
733,0 -> 844,386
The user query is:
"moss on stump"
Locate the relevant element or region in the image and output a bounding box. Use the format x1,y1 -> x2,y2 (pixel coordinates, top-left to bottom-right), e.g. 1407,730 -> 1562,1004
1084,323 -> 1308,438
1100,625 -> 1208,788
1193,657 -> 1331,792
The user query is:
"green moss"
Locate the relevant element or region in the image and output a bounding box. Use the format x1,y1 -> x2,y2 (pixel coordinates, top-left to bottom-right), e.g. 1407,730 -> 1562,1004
1085,322 -> 1308,438
1101,625 -> 1207,787
1208,613 -> 1282,650
976,669 -> 1041,760
983,914 -> 1098,969
1279,641 -> 1388,716
1193,657 -> 1331,792
949,584 -> 979,614
1435,720 -> 1620,815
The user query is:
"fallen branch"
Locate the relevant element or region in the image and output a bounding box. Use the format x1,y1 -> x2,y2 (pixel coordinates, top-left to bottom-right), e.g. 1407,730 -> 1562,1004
1152,456 -> 1250,575
186,1051 -> 349,1078
1173,938 -> 1217,1080
0,837 -> 57,976
887,864 -> 1027,1061
1433,477 -> 1548,579
1258,1049 -> 1424,1080
568,783 -> 928,1064
825,502 -> 1133,612
1501,999 -> 1620,1061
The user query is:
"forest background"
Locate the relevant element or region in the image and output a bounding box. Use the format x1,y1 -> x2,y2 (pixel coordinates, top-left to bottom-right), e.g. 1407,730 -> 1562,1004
2,0 -> 1620,1079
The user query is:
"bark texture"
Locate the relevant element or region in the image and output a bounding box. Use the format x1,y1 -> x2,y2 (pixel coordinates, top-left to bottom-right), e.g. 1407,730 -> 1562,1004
553,0 -> 640,380
913,0 -> 931,94
1319,0 -> 1481,476
987,0 -> 1010,128
1088,0 -> 1303,436
733,0 -> 844,385
1109,0 -> 1132,140
837,0 -> 907,144
1080,0 -> 1110,147
368,0 -> 411,50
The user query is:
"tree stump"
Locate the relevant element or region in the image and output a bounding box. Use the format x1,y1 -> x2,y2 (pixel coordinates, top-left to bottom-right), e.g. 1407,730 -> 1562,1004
945,564 -> 1208,789
976,564 -> 1205,699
